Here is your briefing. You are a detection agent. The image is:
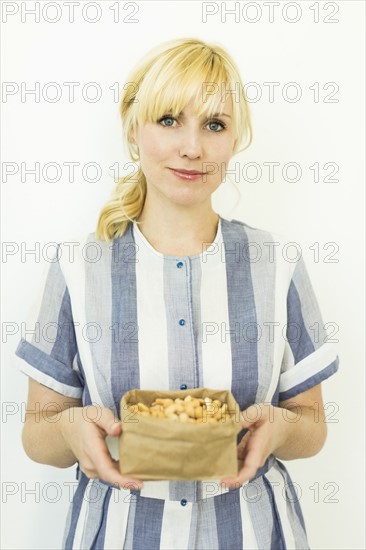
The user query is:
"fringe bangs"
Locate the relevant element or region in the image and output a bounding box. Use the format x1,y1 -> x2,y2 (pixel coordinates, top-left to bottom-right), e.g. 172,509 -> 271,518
96,38 -> 252,242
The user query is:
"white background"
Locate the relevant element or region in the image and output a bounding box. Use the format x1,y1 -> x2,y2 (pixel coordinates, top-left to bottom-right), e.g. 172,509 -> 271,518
1,1 -> 365,548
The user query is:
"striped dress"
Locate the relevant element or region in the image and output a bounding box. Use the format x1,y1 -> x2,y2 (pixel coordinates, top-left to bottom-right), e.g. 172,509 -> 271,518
15,216 -> 339,549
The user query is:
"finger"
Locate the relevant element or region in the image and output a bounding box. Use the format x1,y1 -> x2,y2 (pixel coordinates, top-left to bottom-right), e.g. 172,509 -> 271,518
80,466 -> 99,479
237,431 -> 251,453
85,406 -> 121,436
120,478 -> 144,491
222,443 -> 263,488
239,439 -> 262,474
97,453 -> 144,489
103,415 -> 122,437
241,405 -> 262,428
83,465 -> 143,490
220,461 -> 257,490
108,421 -> 122,436
237,429 -> 253,460
82,433 -> 142,489
220,461 -> 258,489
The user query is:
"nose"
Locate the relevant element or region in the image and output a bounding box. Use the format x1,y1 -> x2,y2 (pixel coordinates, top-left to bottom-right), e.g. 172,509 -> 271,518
179,126 -> 202,159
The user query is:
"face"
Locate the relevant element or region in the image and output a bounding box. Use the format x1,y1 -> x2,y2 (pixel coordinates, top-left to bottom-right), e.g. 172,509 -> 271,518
132,96 -> 235,210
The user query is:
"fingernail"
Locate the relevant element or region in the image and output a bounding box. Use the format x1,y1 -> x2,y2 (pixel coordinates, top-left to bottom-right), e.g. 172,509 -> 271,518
122,480 -> 141,490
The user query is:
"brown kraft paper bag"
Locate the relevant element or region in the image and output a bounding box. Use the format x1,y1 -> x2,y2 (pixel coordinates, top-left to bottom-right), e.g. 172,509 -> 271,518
119,387 -> 243,481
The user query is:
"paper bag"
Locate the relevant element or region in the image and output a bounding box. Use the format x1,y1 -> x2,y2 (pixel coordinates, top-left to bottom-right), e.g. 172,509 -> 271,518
119,387 -> 243,481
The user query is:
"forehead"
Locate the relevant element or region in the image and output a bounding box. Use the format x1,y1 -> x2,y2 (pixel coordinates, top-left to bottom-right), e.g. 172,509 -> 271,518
179,95 -> 233,116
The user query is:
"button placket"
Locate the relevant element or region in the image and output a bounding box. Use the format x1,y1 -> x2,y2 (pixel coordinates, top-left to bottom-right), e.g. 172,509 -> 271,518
177,260 -> 188,390
167,257 -> 200,504
178,262 -> 185,327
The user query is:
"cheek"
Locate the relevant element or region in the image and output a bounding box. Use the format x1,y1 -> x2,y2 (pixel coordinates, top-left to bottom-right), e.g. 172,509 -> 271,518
223,139 -> 235,156
140,128 -> 169,160
139,145 -> 160,172
211,137 -> 234,160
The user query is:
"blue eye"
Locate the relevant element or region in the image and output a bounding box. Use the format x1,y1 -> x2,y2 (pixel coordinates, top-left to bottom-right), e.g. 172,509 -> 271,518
159,116 -> 176,127
157,115 -> 226,132
208,119 -> 226,132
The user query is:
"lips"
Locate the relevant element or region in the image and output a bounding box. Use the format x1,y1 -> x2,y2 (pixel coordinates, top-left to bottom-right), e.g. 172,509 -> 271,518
169,168 -> 206,175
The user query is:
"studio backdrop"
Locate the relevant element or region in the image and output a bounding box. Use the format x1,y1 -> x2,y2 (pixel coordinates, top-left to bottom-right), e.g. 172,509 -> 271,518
2,1 -> 365,549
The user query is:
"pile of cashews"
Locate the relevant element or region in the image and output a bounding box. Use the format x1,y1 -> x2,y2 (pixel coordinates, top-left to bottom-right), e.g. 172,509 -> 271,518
128,395 -> 231,423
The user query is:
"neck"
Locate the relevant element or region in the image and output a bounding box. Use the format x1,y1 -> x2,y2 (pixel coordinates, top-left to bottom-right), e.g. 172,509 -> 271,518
135,204 -> 220,257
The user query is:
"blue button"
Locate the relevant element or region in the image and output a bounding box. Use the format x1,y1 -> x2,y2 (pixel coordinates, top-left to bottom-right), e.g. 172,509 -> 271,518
177,261 -> 183,268
179,319 -> 185,326
180,499 -> 187,506
180,384 -> 187,390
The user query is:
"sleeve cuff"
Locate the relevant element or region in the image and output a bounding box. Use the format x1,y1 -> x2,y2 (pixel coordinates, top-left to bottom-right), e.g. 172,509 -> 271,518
279,345 -> 340,401
15,339 -> 84,398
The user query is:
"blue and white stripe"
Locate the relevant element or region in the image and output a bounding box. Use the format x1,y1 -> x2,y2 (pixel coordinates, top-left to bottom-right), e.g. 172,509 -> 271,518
15,216 -> 339,549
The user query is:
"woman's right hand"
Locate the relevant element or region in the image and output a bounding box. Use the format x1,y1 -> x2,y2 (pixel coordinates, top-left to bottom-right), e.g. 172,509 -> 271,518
60,405 -> 144,491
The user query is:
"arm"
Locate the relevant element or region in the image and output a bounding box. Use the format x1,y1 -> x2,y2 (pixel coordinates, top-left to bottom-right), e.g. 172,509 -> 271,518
22,378 -> 82,468
220,383 -> 328,488
273,383 -> 327,460
22,378 -> 144,489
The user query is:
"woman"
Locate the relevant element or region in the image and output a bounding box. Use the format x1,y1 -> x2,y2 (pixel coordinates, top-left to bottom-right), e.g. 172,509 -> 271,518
16,38 -> 339,549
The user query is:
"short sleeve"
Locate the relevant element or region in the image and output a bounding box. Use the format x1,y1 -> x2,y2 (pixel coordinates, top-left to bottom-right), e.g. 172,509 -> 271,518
279,255 -> 339,401
15,245 -> 84,398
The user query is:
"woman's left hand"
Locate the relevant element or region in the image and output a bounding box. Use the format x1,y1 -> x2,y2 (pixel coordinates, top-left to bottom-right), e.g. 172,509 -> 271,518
220,403 -> 287,490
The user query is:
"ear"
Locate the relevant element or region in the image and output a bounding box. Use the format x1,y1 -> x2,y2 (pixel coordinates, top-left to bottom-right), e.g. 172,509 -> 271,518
129,127 -> 137,145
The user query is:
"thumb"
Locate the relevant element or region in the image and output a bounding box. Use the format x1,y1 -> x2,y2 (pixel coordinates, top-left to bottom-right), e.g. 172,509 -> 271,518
108,420 -> 122,436
241,404 -> 262,428
92,406 -> 121,436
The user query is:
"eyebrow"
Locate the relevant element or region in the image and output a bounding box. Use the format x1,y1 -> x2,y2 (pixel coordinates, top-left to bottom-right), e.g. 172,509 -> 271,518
174,111 -> 232,119
211,113 -> 231,118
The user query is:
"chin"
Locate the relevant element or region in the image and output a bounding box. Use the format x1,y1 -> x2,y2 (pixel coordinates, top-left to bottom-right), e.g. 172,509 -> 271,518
161,190 -> 199,205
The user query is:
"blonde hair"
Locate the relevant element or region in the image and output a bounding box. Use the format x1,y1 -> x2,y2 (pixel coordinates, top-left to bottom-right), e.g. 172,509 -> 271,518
96,37 -> 252,242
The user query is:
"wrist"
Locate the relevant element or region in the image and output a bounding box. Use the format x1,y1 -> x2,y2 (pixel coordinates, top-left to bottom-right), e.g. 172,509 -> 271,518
271,405 -> 297,456
58,407 -> 81,463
